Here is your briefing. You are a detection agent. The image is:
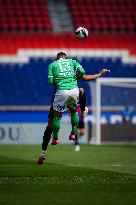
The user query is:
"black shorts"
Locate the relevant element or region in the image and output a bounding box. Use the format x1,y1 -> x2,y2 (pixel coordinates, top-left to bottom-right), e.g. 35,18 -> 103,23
77,119 -> 85,129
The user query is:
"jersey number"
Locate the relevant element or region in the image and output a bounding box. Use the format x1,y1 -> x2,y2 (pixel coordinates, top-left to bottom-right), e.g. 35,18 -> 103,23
58,61 -> 71,76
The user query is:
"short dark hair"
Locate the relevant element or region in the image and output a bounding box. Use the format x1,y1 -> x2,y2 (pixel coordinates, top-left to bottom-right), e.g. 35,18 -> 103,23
57,52 -> 66,59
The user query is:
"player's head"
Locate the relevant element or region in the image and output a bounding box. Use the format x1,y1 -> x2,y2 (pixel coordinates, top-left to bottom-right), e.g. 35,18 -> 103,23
57,52 -> 66,60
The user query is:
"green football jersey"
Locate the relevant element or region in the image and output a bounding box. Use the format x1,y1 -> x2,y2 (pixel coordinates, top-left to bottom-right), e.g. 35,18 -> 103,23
48,58 -> 85,90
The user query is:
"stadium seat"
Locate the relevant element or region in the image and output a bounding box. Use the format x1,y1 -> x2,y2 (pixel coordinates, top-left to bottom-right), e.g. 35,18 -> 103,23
0,0 -> 52,32
68,0 -> 136,33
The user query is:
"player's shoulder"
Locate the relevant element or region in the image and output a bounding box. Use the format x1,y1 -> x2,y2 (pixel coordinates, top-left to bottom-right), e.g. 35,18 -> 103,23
71,58 -> 79,63
68,58 -> 77,64
71,59 -> 82,68
69,58 -> 76,62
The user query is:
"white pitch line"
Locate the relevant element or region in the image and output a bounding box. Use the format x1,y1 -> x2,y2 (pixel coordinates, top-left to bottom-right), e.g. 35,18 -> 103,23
60,163 -> 122,167
59,163 -> 136,175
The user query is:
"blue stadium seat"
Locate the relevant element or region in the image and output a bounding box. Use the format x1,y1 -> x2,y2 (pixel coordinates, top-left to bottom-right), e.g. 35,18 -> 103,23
0,57 -> 136,106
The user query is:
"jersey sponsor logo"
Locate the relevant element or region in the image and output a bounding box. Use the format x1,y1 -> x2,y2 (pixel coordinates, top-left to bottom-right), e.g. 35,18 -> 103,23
57,104 -> 65,111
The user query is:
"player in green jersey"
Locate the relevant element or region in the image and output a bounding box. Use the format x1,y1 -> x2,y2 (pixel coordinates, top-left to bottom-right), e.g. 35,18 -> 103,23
48,52 -> 85,145
37,52 -> 110,164
48,52 -> 110,145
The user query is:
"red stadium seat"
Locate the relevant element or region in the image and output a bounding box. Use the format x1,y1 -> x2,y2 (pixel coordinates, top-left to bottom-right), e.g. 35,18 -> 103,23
0,0 -> 52,32
68,0 -> 136,34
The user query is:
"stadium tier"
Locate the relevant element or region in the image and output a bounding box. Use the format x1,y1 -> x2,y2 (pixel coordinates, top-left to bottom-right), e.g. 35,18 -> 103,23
0,34 -> 136,53
68,0 -> 136,33
0,0 -> 135,34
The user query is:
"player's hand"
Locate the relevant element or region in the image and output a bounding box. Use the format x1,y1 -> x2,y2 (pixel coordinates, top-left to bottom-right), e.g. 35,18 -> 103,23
100,69 -> 110,75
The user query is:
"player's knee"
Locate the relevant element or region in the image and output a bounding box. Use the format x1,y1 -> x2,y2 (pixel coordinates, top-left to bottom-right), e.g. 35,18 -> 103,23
79,88 -> 85,95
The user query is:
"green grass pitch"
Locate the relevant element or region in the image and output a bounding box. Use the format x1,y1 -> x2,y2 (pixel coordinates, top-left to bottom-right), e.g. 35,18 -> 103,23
0,144 -> 136,205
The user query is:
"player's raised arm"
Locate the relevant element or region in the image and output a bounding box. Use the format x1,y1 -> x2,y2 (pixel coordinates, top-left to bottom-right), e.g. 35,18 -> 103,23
82,69 -> 110,81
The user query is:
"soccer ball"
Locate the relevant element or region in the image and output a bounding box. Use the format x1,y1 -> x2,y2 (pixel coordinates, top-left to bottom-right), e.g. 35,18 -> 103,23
75,27 -> 88,39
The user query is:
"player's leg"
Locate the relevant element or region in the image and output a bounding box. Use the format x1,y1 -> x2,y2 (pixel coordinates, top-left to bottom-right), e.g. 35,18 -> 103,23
42,106 -> 54,151
74,88 -> 87,151
67,88 -> 80,141
79,88 -> 87,113
75,119 -> 85,151
51,110 -> 62,145
69,107 -> 79,140
75,135 -> 80,151
37,106 -> 54,164
77,87 -> 86,136
51,90 -> 65,145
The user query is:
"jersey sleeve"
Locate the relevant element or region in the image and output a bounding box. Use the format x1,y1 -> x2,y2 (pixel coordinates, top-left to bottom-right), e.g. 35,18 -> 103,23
72,60 -> 85,79
48,64 -> 54,84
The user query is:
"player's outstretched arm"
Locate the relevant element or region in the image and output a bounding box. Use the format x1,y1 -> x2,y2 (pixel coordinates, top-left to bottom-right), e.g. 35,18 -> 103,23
82,69 -> 110,81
